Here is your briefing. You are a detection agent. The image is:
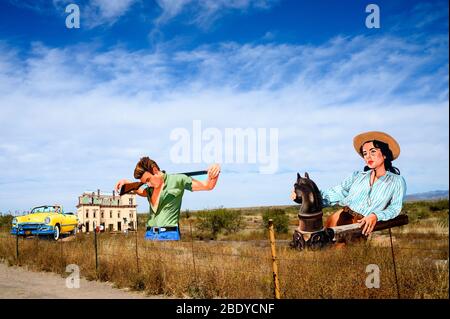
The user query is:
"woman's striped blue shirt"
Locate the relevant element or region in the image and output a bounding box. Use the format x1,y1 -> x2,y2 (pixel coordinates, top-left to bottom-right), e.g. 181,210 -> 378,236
320,170 -> 407,221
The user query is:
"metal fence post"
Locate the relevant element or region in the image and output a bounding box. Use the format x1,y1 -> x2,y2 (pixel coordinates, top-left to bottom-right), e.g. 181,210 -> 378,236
268,219 -> 281,299
389,228 -> 401,299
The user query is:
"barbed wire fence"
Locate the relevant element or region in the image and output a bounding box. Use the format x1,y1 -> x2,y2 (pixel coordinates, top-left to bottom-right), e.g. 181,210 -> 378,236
0,221 -> 448,299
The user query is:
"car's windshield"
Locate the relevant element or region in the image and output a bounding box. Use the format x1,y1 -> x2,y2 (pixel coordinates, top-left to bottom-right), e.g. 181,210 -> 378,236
30,206 -> 62,214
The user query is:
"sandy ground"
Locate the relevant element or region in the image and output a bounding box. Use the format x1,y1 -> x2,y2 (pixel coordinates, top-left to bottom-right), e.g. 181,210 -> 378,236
0,262 -> 163,299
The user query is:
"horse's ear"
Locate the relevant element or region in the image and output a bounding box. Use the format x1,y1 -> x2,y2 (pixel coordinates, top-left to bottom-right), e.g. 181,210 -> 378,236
305,172 -> 310,179
297,172 -> 301,180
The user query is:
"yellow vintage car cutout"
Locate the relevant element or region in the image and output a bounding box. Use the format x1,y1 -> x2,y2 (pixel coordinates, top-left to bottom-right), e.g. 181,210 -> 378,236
11,205 -> 79,241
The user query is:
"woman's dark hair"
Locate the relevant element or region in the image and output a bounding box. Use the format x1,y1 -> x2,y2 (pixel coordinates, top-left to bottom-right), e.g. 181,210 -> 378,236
360,140 -> 401,175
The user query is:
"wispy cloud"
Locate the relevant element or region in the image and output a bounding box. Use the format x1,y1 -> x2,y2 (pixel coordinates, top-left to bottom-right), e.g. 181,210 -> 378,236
154,0 -> 279,28
6,0 -> 139,28
389,0 -> 449,31
7,0 -> 277,30
0,1 -> 448,213
83,0 -> 139,28
0,21 -> 448,212
411,1 -> 449,28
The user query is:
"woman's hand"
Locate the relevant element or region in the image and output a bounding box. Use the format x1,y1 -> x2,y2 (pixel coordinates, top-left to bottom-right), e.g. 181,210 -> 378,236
115,179 -> 131,193
207,164 -> 221,179
290,189 -> 296,201
357,213 -> 378,236
291,188 -> 302,204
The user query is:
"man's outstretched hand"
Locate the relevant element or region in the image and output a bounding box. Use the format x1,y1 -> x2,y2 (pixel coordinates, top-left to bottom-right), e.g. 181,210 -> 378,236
115,179 -> 131,193
207,164 -> 221,179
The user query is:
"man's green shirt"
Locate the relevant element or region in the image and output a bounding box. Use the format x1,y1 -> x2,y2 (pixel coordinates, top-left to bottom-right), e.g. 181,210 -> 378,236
144,173 -> 192,227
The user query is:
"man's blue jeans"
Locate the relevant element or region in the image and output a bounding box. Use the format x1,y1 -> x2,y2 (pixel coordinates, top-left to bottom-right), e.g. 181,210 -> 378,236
145,227 -> 180,241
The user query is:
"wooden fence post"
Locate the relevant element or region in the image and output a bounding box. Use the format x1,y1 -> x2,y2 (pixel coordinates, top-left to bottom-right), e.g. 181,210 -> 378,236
268,219 -> 281,299
94,221 -> 98,275
135,223 -> 140,273
16,233 -> 19,261
189,219 -> 198,284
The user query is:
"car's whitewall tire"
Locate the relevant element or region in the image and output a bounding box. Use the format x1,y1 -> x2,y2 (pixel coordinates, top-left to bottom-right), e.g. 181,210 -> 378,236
53,225 -> 60,241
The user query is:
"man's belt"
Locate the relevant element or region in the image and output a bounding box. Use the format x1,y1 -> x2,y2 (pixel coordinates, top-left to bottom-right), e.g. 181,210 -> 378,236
146,226 -> 178,233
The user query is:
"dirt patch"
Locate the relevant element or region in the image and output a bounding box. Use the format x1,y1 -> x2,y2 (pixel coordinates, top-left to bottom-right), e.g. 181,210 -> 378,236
0,262 -> 164,299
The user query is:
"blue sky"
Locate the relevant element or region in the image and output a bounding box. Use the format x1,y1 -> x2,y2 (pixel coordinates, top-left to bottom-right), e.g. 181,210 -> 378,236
0,0 -> 448,214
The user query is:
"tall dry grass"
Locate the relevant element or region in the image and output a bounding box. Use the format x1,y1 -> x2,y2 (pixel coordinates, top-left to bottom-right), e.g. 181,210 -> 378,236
0,226 -> 447,298
1,200 -> 447,298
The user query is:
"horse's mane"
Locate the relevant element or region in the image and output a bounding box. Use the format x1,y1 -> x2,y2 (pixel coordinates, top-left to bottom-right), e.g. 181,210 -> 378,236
301,173 -> 323,212
309,181 -> 323,211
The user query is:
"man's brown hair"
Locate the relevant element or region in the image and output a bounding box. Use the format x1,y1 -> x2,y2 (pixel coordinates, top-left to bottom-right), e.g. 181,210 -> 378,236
134,157 -> 160,179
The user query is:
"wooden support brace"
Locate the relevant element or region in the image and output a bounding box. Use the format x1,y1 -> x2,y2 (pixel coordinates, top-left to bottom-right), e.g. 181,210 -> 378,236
329,214 -> 409,242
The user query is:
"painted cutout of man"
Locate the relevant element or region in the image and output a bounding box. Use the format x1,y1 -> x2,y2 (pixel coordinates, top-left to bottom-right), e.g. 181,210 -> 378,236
115,157 -> 220,240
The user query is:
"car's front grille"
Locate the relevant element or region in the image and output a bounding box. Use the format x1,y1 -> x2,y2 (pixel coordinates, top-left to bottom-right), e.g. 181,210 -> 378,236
19,223 -> 43,230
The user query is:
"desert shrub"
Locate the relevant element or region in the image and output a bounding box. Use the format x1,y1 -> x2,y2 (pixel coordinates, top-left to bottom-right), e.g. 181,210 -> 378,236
429,200 -> 449,212
404,202 -> 431,223
0,214 -> 13,229
416,208 -> 430,220
404,200 -> 449,223
195,209 -> 243,239
137,213 -> 147,230
181,209 -> 191,219
262,209 -> 289,234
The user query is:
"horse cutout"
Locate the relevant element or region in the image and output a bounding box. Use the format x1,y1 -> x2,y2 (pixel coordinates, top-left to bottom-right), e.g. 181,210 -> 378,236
290,172 -> 334,250
290,172 -> 409,250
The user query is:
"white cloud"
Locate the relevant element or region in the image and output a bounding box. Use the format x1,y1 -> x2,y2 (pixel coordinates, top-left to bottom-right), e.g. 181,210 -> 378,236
0,30 -> 448,213
7,0 -> 139,28
154,0 -> 279,28
84,0 -> 139,28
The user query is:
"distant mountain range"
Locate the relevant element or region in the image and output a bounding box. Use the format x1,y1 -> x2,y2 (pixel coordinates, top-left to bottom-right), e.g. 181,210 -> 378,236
405,190 -> 449,201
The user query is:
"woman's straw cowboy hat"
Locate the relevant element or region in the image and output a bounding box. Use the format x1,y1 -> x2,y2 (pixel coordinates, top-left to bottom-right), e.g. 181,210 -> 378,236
353,131 -> 400,160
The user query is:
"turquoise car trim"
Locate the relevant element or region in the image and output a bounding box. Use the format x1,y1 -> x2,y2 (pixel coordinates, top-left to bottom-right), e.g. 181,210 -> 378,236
11,225 -> 55,236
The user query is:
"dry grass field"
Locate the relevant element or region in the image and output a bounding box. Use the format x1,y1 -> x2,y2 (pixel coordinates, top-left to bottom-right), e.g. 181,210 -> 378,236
0,200 -> 448,299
